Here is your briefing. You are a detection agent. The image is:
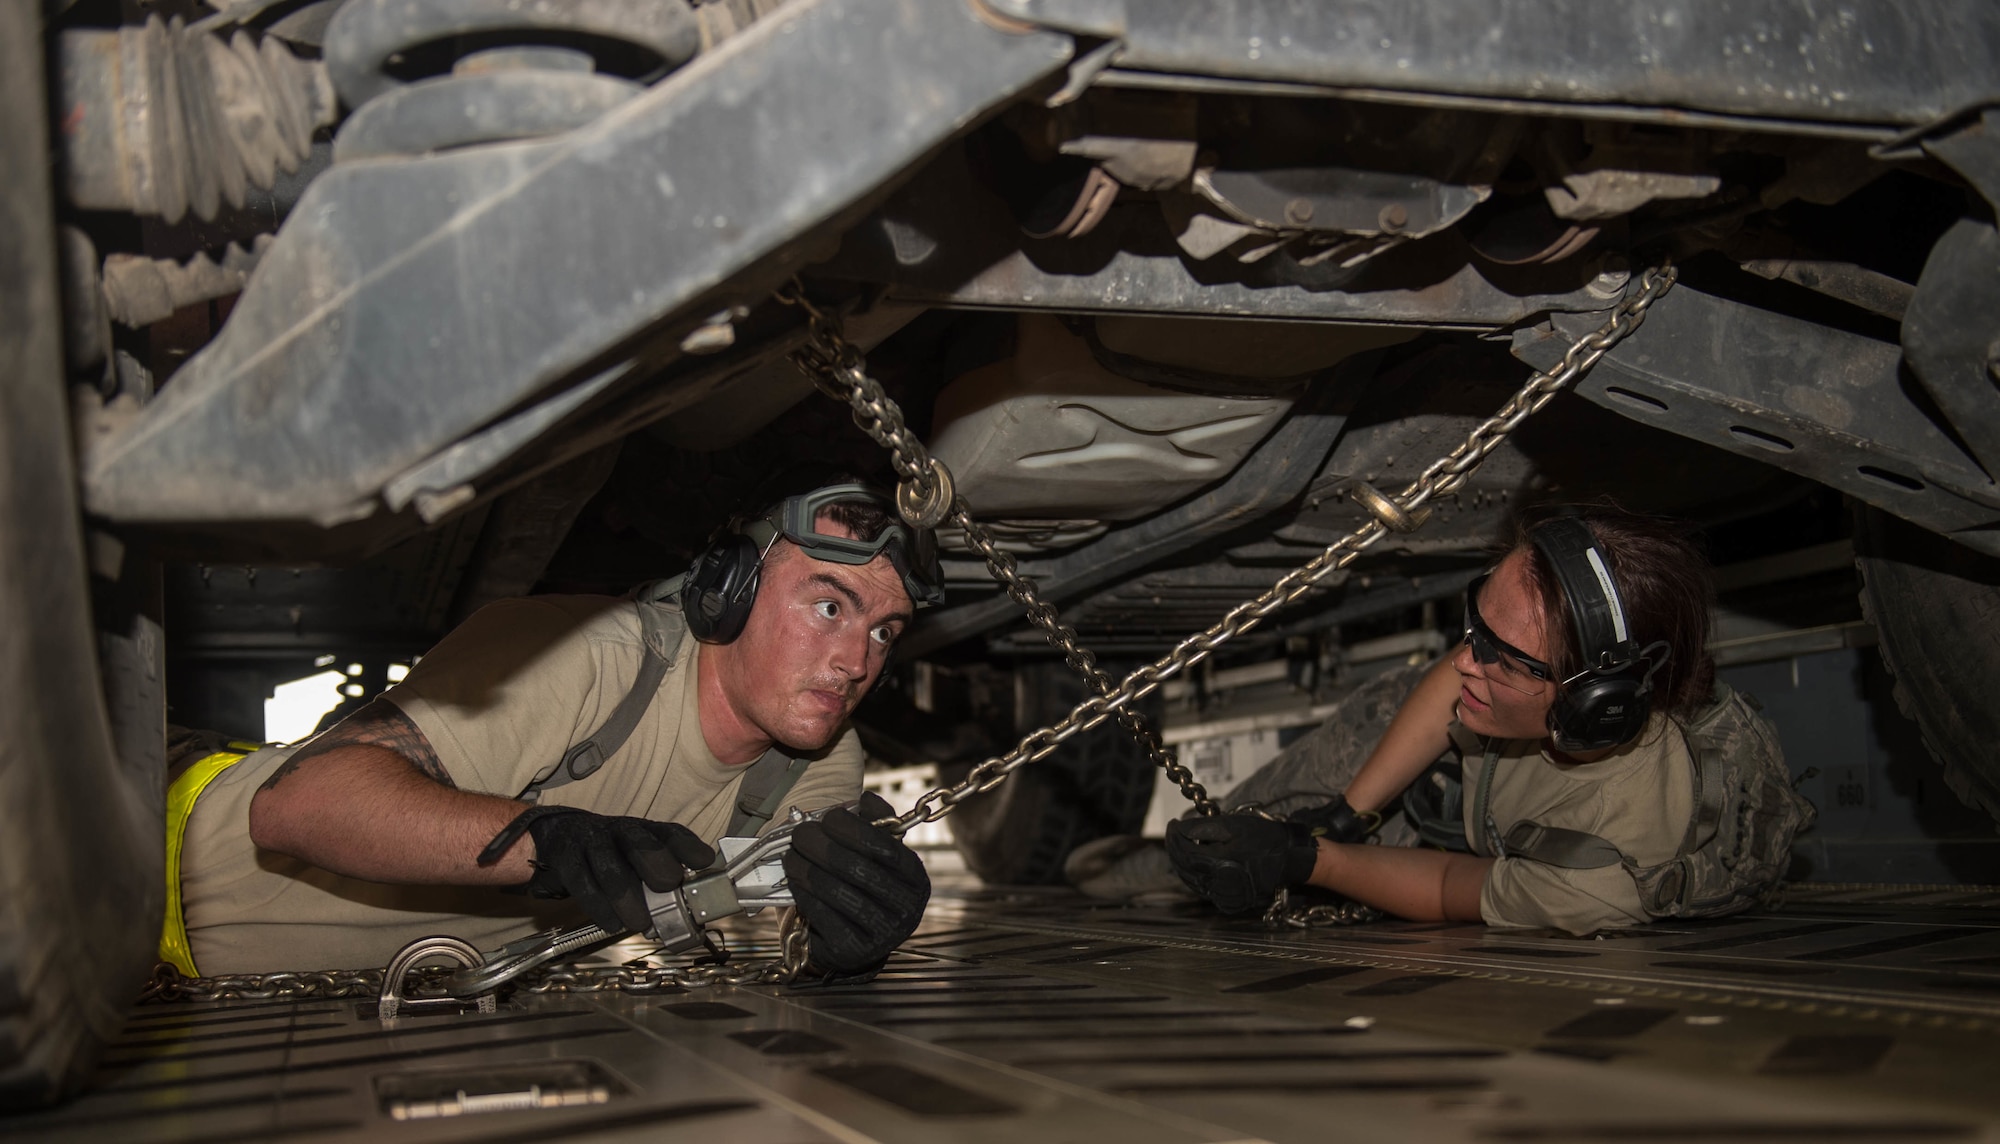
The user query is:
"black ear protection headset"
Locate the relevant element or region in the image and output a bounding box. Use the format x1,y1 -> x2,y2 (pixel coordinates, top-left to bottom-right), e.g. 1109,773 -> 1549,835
1529,516 -> 1671,751
681,482 -> 944,645
682,528 -> 771,645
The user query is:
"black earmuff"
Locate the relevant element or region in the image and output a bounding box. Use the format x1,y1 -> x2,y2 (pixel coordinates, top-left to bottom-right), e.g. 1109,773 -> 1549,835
1547,669 -> 1651,751
1531,517 -> 1668,751
681,533 -> 764,644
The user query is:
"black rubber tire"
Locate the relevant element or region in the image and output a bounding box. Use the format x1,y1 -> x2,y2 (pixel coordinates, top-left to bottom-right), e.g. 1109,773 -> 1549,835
0,11 -> 165,1107
947,662 -> 1159,885
1854,505 -> 2000,826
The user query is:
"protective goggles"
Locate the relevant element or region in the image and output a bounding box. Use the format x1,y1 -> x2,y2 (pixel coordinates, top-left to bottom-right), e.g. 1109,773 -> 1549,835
1462,572 -> 1554,692
743,483 -> 944,608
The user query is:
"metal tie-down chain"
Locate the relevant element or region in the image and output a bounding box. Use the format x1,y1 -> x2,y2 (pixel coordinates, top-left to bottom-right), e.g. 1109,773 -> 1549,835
141,912 -> 812,1000
776,286 -> 1219,818
143,265 -> 1673,1005
783,266 -> 1674,924
780,265 -> 1676,841
142,912 -> 811,1004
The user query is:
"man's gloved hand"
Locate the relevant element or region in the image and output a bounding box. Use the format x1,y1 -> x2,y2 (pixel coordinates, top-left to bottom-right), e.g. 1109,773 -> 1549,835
479,805 -> 715,935
783,792 -> 930,976
1288,794 -> 1382,845
1165,813 -> 1320,914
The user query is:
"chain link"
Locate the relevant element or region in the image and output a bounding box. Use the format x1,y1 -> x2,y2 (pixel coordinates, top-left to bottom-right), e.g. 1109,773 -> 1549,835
1261,886 -> 1383,928
145,266 -> 1674,1003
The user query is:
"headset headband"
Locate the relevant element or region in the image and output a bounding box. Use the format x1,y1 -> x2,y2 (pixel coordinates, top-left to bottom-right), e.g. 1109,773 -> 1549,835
1530,517 -> 1638,675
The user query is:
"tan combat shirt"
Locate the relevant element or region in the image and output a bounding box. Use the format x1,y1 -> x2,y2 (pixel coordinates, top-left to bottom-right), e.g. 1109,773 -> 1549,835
180,595 -> 865,974
1459,715 -> 1696,935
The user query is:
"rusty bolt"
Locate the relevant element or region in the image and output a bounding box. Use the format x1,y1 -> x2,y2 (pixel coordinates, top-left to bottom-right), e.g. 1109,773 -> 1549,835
1378,203 -> 1409,232
1285,197 -> 1315,225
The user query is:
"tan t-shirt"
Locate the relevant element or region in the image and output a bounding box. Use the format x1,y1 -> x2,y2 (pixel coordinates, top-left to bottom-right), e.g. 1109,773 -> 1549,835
180,595 -> 865,974
1459,715 -> 1695,935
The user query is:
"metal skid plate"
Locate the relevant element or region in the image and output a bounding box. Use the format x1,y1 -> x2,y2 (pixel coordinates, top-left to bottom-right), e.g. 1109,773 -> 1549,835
19,881 -> 2000,1142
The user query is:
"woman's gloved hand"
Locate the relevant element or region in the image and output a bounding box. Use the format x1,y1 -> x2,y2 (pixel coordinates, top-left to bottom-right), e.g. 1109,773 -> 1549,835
1165,813 -> 1320,914
783,792 -> 930,976
479,805 -> 715,935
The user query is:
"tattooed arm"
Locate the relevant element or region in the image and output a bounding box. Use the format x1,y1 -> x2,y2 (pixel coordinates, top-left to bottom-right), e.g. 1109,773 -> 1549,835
248,699 -> 536,885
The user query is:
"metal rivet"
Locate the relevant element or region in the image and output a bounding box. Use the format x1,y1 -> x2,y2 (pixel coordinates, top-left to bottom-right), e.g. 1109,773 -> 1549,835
1378,203 -> 1409,231
1285,197 -> 1315,224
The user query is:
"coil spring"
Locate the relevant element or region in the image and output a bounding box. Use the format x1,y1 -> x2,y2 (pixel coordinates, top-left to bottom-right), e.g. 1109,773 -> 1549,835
323,0 -> 719,162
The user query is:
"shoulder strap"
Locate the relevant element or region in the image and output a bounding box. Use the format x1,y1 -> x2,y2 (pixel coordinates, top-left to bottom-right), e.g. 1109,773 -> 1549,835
1501,821 -> 1628,869
1684,744 -> 1728,853
1672,683 -> 1736,855
727,750 -> 814,836
524,577 -> 689,800
1472,740 -> 1507,858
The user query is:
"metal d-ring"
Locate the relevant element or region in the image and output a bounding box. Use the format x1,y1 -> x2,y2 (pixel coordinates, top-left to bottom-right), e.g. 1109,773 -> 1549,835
1346,480 -> 1430,534
896,458 -> 955,530
379,935 -> 497,1020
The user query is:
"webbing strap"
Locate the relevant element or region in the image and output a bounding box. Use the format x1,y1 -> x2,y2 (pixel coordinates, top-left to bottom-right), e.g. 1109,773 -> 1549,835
1472,738 -> 1630,870
1687,746 -> 1728,852
161,749 -> 251,976
1679,681 -> 1737,854
1501,821 -> 1628,869
525,578 -> 687,800
1472,742 -> 1506,858
727,751 -> 813,837
529,645 -> 674,797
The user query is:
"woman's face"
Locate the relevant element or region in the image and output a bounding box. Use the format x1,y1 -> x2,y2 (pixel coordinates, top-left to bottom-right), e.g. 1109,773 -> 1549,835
1453,547 -> 1562,740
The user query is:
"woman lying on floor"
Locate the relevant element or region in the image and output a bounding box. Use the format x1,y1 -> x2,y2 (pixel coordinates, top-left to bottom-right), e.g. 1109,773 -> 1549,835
1163,505 -> 1807,934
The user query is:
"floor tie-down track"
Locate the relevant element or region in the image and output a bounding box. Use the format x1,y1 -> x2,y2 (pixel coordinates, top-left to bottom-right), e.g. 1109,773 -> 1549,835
16,882 -> 2000,1142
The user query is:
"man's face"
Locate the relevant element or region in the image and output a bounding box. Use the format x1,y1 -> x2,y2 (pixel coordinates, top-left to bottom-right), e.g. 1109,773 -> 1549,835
709,519 -> 914,752
1451,547 -> 1561,741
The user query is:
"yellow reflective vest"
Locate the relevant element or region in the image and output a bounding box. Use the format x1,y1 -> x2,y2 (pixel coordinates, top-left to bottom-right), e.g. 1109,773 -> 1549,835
160,744 -> 261,976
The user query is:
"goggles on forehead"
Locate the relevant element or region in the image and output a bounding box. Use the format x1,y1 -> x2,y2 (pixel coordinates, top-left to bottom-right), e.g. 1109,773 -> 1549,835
1462,572 -> 1555,685
742,484 -> 945,608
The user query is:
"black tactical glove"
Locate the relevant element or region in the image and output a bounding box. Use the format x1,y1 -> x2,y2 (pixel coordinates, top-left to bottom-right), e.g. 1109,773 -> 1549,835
1287,794 -> 1382,845
1165,813 -> 1320,914
479,805 -> 715,935
783,792 -> 930,976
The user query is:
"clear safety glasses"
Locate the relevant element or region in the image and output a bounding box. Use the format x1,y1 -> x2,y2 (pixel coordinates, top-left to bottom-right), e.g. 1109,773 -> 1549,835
746,484 -> 944,608
1462,572 -> 1554,694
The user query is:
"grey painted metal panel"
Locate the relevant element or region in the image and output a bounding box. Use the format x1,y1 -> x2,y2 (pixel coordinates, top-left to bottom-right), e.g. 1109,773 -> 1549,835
991,0 -> 2000,130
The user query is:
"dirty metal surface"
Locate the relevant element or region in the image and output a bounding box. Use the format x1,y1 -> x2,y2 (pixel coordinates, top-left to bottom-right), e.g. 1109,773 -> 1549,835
13,882 -> 2000,1142
983,0 -> 2000,132
80,0 -> 1072,529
